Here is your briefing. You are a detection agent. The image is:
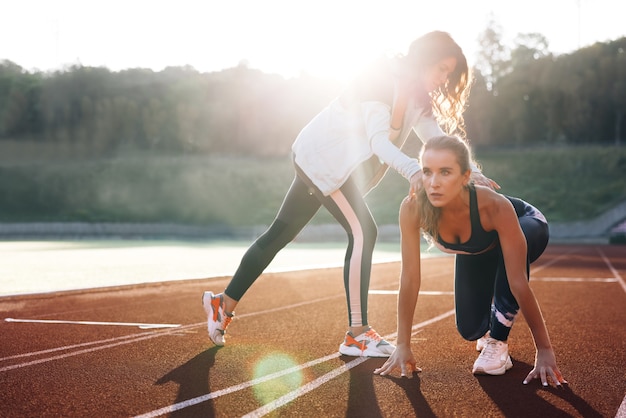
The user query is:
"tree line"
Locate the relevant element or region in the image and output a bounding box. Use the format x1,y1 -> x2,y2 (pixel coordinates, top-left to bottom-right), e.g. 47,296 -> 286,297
0,27 -> 624,158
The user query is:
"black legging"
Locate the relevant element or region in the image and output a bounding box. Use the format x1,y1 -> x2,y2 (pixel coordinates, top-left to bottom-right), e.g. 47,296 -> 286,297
454,215 -> 550,342
224,164 -> 377,327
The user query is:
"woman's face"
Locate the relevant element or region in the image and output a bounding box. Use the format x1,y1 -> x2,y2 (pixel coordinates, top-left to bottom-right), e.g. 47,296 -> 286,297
421,56 -> 457,93
421,148 -> 469,207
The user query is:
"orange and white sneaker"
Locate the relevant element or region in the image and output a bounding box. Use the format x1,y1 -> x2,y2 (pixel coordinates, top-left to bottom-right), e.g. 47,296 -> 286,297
202,291 -> 234,346
338,327 -> 395,357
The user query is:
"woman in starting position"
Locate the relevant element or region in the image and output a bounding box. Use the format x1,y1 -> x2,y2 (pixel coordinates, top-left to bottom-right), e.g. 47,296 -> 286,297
374,135 -> 567,386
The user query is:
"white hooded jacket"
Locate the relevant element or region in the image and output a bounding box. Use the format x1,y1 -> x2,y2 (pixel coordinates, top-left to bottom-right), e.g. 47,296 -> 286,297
292,94 -> 445,196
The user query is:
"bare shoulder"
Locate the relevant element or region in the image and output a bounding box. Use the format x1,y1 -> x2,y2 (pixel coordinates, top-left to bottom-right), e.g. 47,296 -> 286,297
475,185 -> 508,206
475,186 -> 515,228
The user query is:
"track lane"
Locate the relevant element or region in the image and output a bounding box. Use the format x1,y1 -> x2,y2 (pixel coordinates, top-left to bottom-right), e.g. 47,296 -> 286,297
1,244 -> 624,417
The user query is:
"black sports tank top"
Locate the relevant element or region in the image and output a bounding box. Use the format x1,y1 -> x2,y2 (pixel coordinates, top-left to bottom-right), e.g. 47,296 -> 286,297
436,185 -> 498,254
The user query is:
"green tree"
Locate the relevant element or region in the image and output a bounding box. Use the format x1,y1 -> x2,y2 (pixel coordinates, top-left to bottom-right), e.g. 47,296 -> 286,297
474,15 -> 509,92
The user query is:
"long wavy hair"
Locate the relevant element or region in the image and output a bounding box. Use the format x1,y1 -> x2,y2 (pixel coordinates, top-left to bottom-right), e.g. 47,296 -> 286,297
417,135 -> 475,244
403,31 -> 471,137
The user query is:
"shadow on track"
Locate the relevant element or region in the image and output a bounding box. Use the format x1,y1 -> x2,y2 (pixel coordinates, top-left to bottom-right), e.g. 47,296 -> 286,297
155,346 -> 221,418
476,359 -> 603,418
341,356 -> 436,418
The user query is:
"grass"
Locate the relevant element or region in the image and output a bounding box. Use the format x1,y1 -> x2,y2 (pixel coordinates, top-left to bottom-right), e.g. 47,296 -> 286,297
0,145 -> 624,226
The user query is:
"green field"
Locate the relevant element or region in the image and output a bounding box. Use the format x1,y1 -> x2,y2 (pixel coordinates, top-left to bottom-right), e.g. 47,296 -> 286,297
0,145 -> 624,227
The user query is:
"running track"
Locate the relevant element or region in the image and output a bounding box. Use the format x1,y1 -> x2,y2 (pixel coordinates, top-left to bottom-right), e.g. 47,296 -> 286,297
1,243 -> 625,417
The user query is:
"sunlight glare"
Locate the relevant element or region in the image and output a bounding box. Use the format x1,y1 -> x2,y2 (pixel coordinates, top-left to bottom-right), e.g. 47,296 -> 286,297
1,0 -> 623,81
252,353 -> 303,405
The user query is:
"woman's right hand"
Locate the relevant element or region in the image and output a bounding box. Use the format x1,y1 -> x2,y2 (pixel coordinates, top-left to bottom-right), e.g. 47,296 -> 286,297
373,345 -> 421,377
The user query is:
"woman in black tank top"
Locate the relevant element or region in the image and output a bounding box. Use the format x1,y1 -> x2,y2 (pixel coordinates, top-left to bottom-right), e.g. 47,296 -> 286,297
375,136 -> 567,387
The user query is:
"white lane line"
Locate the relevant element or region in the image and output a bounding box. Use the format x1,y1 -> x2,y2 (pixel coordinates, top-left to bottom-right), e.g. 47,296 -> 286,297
241,357 -> 369,418
0,292 -> 427,372
530,247 -> 580,274
616,395 -> 626,418
0,296 -> 342,371
132,353 -> 344,418
597,248 -> 626,294
532,277 -> 617,283
595,247 -> 626,418
0,330 -> 165,362
133,309 -> 456,418
0,324 -> 198,372
369,290 -> 454,295
4,318 -> 180,329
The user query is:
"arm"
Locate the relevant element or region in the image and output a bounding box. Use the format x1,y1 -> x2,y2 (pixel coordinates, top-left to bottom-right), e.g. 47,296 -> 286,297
491,195 -> 566,386
374,194 -> 422,376
362,102 -> 421,183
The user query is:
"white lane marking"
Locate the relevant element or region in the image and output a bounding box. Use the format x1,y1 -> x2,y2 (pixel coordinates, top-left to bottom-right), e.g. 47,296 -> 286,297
0,324 -> 198,372
132,309 -> 456,418
0,330 -> 166,362
0,296 -> 343,371
532,277 -> 617,282
530,247 -> 580,274
241,357 -> 369,418
596,248 -> 626,418
616,394 -> 626,418
370,277 -> 619,293
369,290 -> 454,295
132,353 -> 343,418
4,318 -> 180,329
597,248 -> 626,294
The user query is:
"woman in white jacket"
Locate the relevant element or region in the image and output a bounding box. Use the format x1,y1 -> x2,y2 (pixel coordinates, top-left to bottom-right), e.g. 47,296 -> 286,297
203,31 -> 495,357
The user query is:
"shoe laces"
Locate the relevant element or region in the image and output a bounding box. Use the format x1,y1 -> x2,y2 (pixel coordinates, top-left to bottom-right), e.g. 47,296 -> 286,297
364,328 -> 383,343
223,314 -> 233,329
479,338 -> 503,360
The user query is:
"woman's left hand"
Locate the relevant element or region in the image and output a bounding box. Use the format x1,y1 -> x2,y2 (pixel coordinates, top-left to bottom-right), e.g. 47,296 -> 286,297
409,171 -> 423,196
523,348 -> 568,387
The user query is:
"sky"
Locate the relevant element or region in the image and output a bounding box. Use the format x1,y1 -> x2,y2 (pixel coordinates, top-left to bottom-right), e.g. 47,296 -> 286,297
2,0 -> 625,82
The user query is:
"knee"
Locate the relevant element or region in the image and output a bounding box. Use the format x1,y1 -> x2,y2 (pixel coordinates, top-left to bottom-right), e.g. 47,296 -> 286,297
456,317 -> 489,341
361,225 -> 378,251
521,219 -> 549,261
349,220 -> 378,245
365,222 -> 378,243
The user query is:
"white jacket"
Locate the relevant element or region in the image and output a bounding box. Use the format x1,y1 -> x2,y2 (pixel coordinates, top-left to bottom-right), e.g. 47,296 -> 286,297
292,96 -> 445,196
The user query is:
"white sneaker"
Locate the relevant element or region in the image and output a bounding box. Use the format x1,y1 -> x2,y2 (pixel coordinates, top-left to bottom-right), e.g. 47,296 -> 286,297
472,337 -> 513,375
476,333 -> 490,352
202,291 -> 234,346
339,327 -> 395,357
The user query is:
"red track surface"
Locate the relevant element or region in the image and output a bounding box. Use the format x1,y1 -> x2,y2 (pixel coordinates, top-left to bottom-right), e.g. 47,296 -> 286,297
1,243 -> 625,417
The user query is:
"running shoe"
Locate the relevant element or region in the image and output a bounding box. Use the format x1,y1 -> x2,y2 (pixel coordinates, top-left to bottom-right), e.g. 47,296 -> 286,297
202,291 -> 234,346
476,333 -> 489,352
472,337 -> 513,375
338,327 -> 395,357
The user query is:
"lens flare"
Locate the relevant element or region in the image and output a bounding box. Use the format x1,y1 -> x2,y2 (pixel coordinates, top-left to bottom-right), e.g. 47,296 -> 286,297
252,353 -> 303,405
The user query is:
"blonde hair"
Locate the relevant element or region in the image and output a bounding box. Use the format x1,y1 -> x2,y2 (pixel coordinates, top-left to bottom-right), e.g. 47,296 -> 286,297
417,135 -> 474,244
404,31 -> 472,137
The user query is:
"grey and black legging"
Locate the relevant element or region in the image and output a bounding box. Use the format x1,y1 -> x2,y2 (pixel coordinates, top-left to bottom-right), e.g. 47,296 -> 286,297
224,161 -> 377,327
454,197 -> 550,342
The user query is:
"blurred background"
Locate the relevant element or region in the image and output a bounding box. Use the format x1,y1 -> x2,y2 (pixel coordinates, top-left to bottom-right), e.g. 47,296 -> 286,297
0,0 -> 624,295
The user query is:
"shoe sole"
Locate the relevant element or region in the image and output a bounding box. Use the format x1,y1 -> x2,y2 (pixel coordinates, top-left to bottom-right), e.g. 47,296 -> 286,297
202,291 -> 225,346
339,344 -> 394,358
472,355 -> 513,375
